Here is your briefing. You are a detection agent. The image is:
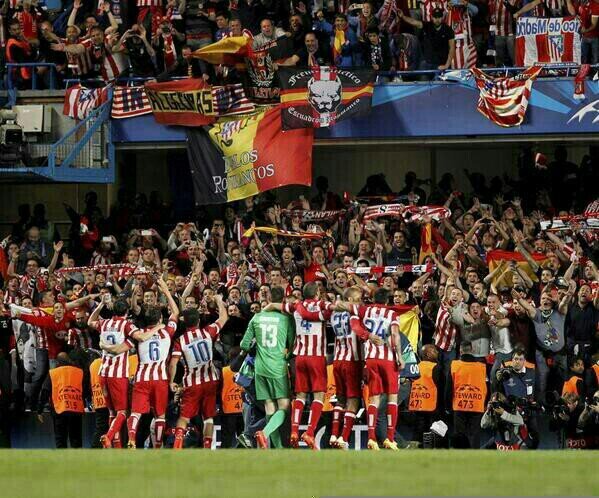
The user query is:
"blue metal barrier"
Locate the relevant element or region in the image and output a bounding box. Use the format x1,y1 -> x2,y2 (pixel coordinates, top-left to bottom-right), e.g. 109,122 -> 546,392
0,100 -> 114,183
47,99 -> 114,182
6,63 -> 59,91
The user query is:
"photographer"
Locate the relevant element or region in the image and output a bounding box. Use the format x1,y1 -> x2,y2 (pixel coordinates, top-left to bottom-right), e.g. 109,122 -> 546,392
481,392 -> 530,450
576,390 -> 599,446
496,346 -> 535,400
549,392 -> 590,449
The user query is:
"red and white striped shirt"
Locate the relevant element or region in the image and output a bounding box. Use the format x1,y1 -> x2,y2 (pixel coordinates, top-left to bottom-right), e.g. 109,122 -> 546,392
353,304 -> 401,361
64,37 -> 93,76
283,299 -> 333,357
421,0 -> 448,22
136,0 -> 162,6
89,251 -> 112,267
488,0 -> 516,37
433,302 -> 458,352
98,316 -> 138,378
172,323 -> 221,387
67,327 -> 93,349
330,311 -> 365,362
134,319 -> 177,382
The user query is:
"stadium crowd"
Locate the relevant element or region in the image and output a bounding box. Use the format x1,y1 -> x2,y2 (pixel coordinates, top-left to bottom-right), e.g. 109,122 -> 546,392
0,146 -> 597,450
3,0 -> 599,89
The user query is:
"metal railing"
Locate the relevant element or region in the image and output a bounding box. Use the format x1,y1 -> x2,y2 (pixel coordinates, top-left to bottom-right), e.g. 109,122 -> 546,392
6,63 -> 60,90
48,99 -> 113,173
5,62 -> 595,94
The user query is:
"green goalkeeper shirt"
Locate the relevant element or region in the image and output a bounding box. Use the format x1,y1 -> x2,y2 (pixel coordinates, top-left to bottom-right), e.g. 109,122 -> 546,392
240,311 -> 295,378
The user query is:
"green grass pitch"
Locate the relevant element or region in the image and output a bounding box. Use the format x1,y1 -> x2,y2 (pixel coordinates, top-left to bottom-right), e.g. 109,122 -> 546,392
1,450 -> 597,497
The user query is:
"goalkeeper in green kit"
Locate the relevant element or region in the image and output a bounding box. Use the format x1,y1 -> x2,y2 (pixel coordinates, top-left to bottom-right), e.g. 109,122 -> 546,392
240,286 -> 295,449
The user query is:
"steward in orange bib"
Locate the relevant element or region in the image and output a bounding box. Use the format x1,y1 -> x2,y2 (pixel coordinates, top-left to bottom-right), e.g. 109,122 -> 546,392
219,356 -> 245,448
446,342 -> 487,449
38,352 -> 86,448
89,355 -> 110,448
585,358 -> 599,396
6,20 -> 34,89
409,345 -> 441,443
562,356 -> 586,399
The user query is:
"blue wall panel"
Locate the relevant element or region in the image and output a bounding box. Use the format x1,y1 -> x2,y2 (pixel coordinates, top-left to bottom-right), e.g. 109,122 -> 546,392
111,79 -> 599,143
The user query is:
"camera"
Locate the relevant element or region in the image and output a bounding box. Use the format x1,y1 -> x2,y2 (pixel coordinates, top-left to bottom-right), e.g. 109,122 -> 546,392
162,26 -> 171,34
488,400 -> 503,411
551,398 -> 570,420
496,367 -> 513,382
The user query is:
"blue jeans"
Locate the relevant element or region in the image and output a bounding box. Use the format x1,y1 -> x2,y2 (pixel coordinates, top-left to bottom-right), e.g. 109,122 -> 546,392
581,38 -> 599,65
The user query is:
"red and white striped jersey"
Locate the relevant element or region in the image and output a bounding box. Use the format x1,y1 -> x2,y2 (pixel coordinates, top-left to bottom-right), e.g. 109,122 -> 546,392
433,302 -> 458,352
134,319 -> 177,382
4,293 -> 20,306
101,48 -> 127,80
446,6 -> 477,68
67,327 -> 93,349
64,37 -> 93,76
172,323 -> 221,387
89,251 -> 111,267
488,0 -> 516,37
224,28 -> 254,39
98,316 -> 138,378
283,299 -> 333,357
352,304 -> 400,361
421,0 -> 448,22
330,311 -> 362,362
136,0 -> 162,6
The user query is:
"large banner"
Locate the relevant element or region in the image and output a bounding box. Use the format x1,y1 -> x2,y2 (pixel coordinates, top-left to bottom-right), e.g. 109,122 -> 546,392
472,66 -> 542,127
244,36 -> 295,104
186,108 -> 313,204
144,79 -> 255,126
278,66 -> 375,129
63,85 -> 109,119
111,86 -> 152,119
515,17 -> 581,66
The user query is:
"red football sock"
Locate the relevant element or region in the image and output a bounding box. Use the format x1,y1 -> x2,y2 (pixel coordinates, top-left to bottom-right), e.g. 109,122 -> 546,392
106,412 -> 126,442
341,411 -> 356,442
173,427 -> 185,450
291,398 -> 305,435
113,429 -> 122,448
386,402 -> 398,441
331,406 -> 343,437
203,437 -> 212,449
127,414 -> 140,443
154,418 -> 166,449
305,400 -> 324,438
367,404 -> 378,441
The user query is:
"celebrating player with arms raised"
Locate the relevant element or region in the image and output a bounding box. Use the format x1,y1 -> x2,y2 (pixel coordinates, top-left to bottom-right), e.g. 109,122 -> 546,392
169,295 -> 229,449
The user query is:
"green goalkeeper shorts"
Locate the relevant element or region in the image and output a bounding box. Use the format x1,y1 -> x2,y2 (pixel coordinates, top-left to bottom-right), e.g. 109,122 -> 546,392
255,374 -> 290,401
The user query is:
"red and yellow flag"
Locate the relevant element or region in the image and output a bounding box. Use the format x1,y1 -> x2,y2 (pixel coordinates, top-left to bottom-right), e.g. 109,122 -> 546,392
487,249 -> 548,286
192,36 -> 251,66
187,108 -> 313,204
